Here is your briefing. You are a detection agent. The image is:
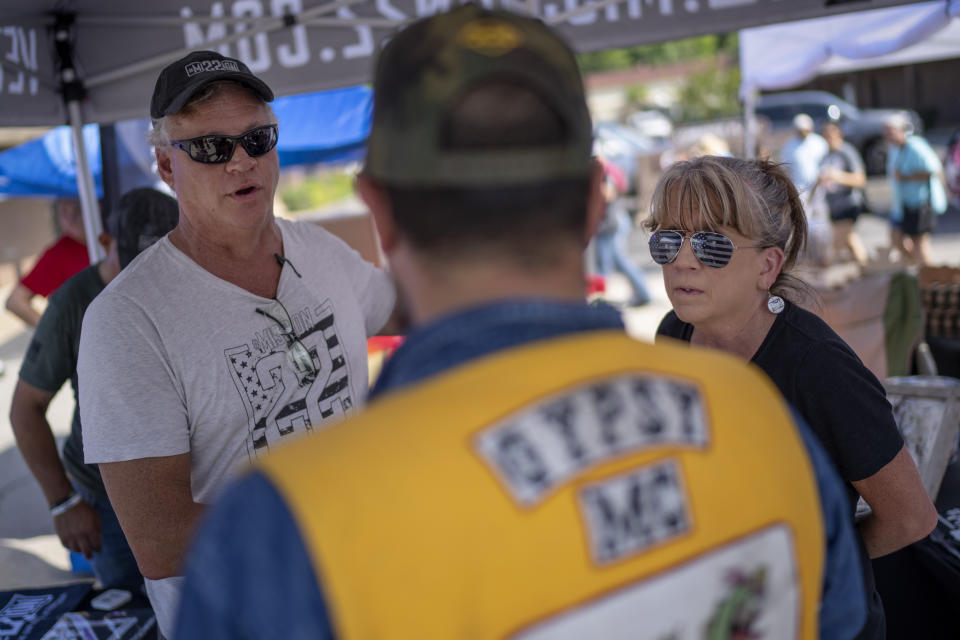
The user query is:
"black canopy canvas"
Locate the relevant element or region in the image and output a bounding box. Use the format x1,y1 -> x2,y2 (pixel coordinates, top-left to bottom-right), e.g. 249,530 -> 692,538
0,0 -> 932,259
0,0 -> 934,126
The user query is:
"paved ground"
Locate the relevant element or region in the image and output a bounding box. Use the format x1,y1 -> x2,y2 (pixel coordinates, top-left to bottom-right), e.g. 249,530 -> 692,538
0,287 -> 80,589
1,177 -> 958,591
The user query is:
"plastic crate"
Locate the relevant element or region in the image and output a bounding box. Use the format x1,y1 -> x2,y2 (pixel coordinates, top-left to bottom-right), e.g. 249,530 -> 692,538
884,375 -> 960,501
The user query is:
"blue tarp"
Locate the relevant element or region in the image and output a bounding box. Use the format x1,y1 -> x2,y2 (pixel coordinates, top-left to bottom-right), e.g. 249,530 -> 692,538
0,124 -> 103,198
0,86 -> 372,198
273,85 -> 372,168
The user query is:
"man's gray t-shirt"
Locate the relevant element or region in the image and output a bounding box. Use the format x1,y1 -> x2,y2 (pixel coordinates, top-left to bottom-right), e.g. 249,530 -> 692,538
78,218 -> 396,636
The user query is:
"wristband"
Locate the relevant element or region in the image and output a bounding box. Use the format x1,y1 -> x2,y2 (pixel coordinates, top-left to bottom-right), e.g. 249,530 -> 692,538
50,493 -> 83,517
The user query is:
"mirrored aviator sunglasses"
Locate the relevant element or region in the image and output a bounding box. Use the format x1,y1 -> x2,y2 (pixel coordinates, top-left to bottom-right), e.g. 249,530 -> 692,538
170,124 -> 278,164
649,230 -> 761,269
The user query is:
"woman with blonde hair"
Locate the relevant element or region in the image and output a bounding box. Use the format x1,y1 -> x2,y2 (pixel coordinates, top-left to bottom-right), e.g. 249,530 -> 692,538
645,155 -> 937,640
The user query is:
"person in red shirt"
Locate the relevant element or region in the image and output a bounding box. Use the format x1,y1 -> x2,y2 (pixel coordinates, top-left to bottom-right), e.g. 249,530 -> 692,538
5,199 -> 90,327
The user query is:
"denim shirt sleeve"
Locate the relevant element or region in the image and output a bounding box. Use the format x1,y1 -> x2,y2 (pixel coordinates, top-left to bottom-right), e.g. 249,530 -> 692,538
174,472 -> 337,640
790,409 -> 868,640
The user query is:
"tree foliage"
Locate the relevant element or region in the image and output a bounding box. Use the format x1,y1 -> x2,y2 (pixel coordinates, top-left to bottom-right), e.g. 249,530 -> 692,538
675,65 -> 742,123
577,33 -> 741,124
279,170 -> 354,212
577,33 -> 737,73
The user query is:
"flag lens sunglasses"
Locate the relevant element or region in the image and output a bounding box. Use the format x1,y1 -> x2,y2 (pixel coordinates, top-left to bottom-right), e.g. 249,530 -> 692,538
170,124 -> 278,164
649,230 -> 762,269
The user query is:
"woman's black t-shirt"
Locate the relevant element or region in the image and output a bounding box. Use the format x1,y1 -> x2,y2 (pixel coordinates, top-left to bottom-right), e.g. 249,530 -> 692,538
657,301 -> 904,640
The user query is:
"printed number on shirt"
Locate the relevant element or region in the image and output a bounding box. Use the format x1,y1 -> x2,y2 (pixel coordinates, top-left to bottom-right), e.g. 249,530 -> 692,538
227,299 -> 354,460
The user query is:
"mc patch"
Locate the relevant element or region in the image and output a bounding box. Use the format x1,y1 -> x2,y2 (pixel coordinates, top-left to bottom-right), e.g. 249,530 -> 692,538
578,459 -> 690,564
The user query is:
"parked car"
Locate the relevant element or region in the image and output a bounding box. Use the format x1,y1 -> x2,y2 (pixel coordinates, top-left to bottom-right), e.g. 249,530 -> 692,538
755,90 -> 923,174
626,109 -> 674,142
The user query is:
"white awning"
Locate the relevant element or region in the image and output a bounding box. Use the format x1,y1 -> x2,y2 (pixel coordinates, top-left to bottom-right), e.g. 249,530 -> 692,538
740,0 -> 960,92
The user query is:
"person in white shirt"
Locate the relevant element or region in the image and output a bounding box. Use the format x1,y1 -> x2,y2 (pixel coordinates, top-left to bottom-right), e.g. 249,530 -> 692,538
77,50 -> 396,637
781,113 -> 828,208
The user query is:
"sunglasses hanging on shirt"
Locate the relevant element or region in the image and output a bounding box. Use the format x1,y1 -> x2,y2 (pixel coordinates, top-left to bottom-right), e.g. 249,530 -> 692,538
255,299 -> 317,384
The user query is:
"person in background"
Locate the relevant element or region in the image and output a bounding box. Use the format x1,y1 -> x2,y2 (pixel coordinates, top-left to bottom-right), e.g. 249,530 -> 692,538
944,127 -> 960,206
10,188 -> 179,588
819,121 -> 869,266
884,113 -> 947,267
781,113 -> 828,212
648,155 -> 938,640
5,198 -> 90,328
593,159 -> 651,307
77,51 -> 395,637
175,7 -> 865,639
689,132 -> 733,158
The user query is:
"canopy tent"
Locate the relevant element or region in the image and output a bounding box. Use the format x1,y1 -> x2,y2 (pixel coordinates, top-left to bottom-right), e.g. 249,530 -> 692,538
0,0 -> 933,259
739,0 -> 960,155
818,15 -> 960,75
740,0 -> 960,92
0,0 -> 932,126
272,84 -> 371,167
0,85 -> 372,197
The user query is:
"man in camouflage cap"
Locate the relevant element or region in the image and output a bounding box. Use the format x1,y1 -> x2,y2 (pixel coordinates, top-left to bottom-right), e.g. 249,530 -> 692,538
175,6 -> 865,638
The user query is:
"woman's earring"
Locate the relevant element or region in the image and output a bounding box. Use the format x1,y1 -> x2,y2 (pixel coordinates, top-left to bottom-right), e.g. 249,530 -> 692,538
767,294 -> 785,314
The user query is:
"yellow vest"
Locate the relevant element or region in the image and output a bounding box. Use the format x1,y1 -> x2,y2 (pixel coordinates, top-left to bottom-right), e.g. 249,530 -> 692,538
260,331 -> 824,639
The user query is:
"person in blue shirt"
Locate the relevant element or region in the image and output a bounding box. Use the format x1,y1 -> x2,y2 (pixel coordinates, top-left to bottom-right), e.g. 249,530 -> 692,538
884,113 -> 948,267
174,6 -> 866,639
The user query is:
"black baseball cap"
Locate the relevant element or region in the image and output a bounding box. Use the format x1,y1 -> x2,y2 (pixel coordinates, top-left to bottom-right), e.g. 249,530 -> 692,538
107,188 -> 180,268
363,4 -> 593,187
150,50 -> 274,119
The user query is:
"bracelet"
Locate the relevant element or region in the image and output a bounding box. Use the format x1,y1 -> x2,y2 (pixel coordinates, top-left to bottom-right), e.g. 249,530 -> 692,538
50,493 -> 83,517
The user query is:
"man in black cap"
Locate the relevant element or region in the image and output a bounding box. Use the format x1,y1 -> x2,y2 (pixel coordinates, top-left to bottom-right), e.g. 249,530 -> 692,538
10,187 -> 178,590
77,51 -> 395,637
174,7 -> 865,640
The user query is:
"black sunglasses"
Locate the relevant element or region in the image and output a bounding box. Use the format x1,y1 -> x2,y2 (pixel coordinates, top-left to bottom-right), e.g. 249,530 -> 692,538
649,230 -> 763,269
255,300 -> 317,383
170,124 -> 278,164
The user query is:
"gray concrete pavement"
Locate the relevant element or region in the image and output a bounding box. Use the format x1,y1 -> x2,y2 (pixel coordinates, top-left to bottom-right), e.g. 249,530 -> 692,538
0,283 -> 83,589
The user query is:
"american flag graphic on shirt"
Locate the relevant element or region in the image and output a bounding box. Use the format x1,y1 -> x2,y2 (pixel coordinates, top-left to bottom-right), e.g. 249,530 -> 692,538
225,299 -> 354,461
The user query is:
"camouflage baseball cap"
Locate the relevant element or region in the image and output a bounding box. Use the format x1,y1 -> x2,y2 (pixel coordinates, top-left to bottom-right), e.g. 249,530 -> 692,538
364,4 -> 593,187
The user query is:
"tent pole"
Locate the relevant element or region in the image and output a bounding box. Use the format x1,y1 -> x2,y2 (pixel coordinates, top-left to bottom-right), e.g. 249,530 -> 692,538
742,85 -> 757,160
54,13 -> 104,262
100,123 -> 122,226
67,99 -> 105,262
